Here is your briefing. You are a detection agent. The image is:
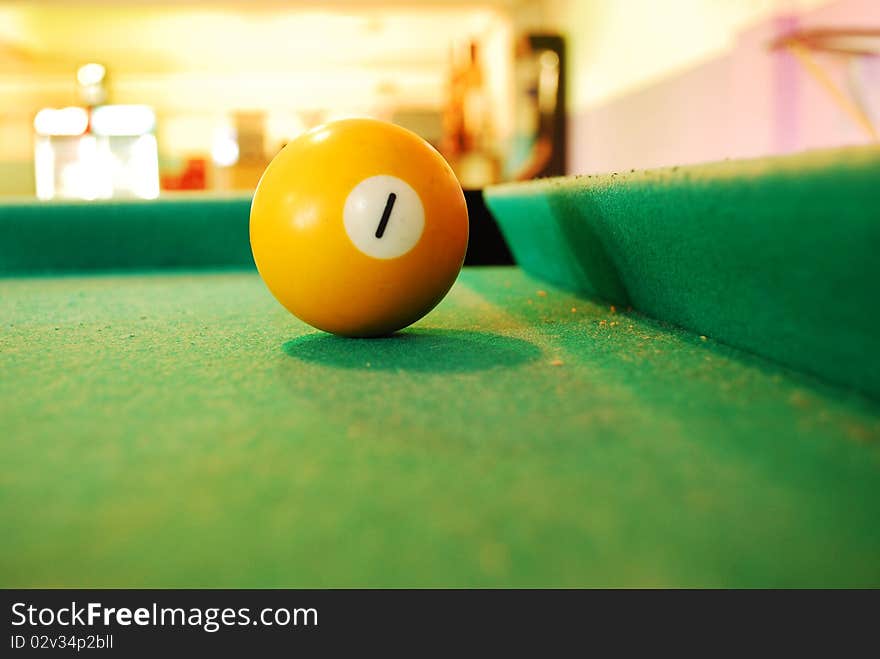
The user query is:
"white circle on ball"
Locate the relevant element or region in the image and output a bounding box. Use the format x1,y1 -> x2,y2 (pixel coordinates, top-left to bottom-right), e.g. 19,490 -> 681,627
343,175 -> 425,259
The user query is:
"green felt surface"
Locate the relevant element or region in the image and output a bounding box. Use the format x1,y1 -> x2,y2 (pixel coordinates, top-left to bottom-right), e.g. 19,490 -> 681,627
485,146 -> 880,400
2,268 -> 879,587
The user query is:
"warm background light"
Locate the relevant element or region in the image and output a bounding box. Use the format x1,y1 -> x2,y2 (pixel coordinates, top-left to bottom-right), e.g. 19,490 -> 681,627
0,1 -> 517,195
0,0 -> 876,197
76,62 -> 106,87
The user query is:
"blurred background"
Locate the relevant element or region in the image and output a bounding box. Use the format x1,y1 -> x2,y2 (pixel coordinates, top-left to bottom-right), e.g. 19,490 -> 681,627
0,0 -> 877,200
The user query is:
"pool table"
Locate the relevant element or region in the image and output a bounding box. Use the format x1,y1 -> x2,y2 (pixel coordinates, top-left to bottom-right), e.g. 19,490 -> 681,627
1,148 -> 879,588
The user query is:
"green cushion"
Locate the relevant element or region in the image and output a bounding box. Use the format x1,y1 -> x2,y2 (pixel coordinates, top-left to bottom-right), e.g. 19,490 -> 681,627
485,146 -> 880,399
0,194 -> 254,274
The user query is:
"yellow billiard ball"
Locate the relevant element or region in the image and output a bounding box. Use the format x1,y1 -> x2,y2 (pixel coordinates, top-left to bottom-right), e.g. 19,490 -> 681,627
250,118 -> 468,337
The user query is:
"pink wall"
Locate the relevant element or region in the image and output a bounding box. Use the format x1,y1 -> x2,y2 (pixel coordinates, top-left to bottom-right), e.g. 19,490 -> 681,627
568,0 -> 880,174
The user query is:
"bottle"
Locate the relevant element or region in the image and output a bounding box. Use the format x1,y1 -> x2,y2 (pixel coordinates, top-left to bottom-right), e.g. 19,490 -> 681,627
442,40 -> 499,188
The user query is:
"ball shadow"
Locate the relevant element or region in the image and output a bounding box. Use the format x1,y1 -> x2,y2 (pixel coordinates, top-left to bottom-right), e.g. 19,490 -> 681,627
283,328 -> 541,374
